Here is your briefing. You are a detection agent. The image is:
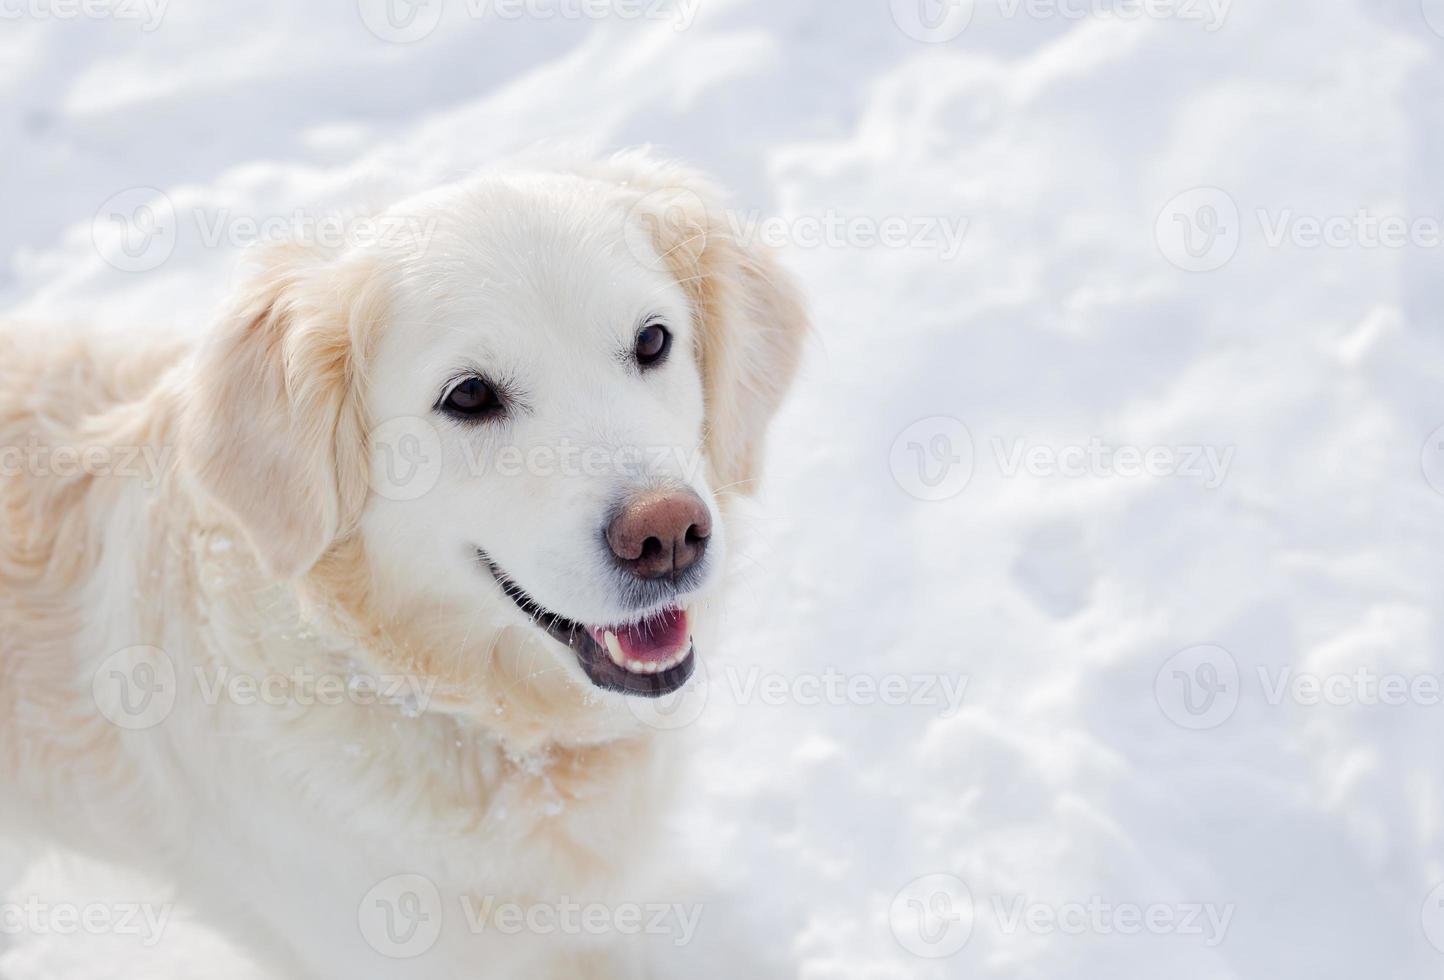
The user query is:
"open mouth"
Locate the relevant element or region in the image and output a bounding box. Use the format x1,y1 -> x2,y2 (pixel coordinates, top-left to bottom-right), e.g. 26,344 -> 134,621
477,552 -> 696,698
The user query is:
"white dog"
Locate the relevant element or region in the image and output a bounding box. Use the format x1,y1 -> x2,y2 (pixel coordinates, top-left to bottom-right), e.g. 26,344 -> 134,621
0,153 -> 807,978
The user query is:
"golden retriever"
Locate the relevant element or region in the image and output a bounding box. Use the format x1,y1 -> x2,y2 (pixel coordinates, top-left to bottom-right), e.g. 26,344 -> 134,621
0,152 -> 807,978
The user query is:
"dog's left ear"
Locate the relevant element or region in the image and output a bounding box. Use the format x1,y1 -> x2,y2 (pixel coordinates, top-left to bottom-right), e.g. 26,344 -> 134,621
595,152 -> 811,495
179,245 -> 381,579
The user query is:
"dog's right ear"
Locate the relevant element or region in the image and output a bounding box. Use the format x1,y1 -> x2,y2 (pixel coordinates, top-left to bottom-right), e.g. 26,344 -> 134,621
179,245 -> 382,580
580,151 -> 812,496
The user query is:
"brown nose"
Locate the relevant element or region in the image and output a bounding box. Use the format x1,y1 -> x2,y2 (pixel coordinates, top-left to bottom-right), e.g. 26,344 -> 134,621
606,490 -> 712,581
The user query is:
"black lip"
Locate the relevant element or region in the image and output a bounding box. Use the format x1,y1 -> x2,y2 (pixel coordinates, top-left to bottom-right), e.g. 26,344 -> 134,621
476,551 -> 696,698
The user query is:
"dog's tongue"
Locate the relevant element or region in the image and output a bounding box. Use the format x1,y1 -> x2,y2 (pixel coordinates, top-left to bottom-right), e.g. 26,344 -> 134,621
588,607 -> 690,663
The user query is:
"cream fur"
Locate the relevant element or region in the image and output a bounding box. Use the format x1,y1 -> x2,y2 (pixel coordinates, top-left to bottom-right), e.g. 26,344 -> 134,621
0,155 -> 807,978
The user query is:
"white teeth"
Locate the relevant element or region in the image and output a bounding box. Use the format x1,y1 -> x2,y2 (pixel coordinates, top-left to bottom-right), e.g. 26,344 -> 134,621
604,630 -> 625,667
600,629 -> 691,676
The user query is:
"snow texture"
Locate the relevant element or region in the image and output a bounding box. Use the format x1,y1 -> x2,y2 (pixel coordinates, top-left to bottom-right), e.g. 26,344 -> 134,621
5,0 -> 1444,976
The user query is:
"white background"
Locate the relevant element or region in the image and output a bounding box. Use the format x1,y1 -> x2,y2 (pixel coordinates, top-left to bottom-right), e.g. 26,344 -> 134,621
4,0 -> 1444,976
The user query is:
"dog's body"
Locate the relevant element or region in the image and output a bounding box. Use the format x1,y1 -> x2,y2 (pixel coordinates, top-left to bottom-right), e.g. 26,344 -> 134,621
0,156 -> 806,978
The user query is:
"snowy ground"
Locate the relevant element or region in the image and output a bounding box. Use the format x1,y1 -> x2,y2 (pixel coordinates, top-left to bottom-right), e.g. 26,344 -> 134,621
6,0 -> 1444,977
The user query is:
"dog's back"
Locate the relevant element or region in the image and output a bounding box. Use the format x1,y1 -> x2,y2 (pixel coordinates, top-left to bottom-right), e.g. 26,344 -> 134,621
0,325 -> 187,829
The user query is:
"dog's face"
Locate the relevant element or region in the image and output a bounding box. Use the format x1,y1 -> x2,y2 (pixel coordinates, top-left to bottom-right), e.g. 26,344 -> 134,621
181,159 -> 807,711
363,177 -> 723,697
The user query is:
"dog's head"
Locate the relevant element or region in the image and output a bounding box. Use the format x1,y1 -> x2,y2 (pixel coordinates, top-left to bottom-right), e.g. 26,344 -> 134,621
179,155 -> 807,718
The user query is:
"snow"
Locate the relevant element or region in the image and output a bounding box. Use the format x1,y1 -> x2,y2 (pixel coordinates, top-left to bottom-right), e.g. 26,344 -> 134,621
6,0 -> 1444,976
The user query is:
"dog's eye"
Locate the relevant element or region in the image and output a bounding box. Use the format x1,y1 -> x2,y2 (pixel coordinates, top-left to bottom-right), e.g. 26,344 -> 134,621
439,377 -> 501,420
634,322 -> 671,368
